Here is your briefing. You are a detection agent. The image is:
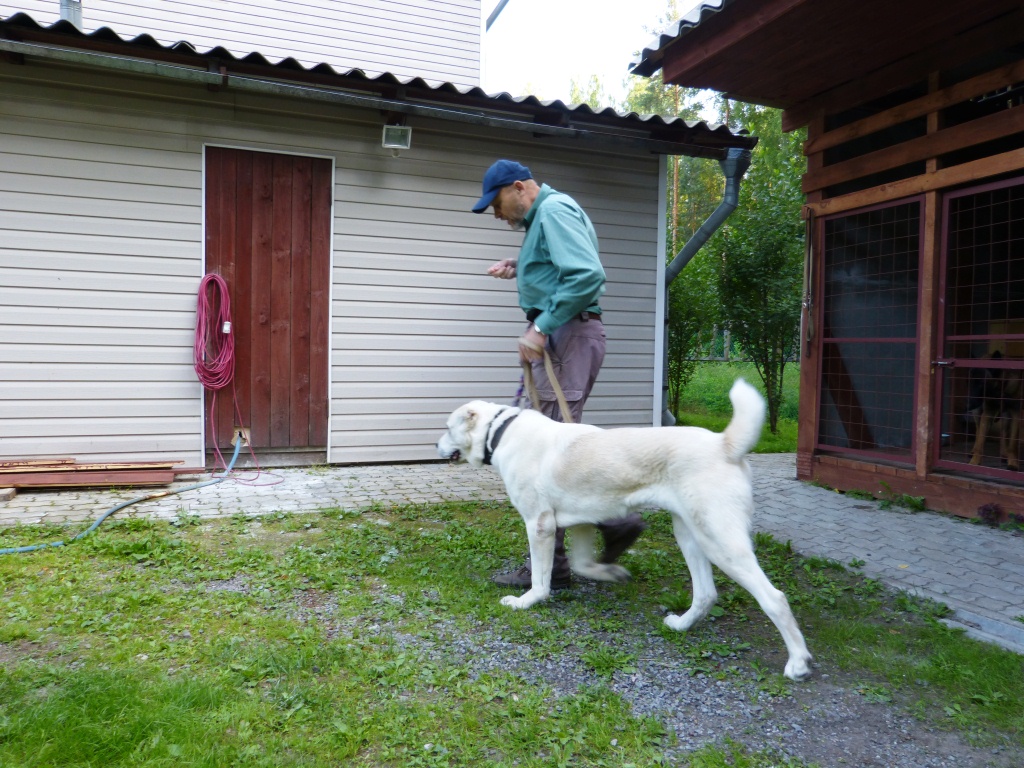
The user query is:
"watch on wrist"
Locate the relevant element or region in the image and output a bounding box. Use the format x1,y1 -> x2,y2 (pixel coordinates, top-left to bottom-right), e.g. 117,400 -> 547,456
532,323 -> 545,335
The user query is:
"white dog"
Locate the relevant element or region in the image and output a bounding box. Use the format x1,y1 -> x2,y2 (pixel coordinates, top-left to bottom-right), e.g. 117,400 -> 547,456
436,379 -> 813,680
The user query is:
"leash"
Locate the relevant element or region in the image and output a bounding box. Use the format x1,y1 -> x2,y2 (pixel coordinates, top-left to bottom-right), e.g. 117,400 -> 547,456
518,336 -> 574,424
512,373 -> 525,407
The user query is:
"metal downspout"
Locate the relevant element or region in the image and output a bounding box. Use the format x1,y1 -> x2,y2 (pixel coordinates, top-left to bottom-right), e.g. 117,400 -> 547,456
59,0 -> 82,30
486,0 -> 512,30
661,146 -> 752,426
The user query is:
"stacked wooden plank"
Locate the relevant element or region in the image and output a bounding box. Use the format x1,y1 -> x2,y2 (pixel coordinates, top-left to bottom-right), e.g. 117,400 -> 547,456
0,458 -> 196,491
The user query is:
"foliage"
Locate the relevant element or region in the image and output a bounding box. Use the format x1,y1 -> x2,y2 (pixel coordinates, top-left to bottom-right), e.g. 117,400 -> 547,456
713,104 -> 806,432
665,246 -> 720,415
677,361 -> 800,420
567,75 -> 613,110
676,409 -> 797,454
620,67 -> 729,415
876,481 -> 927,512
672,361 -> 800,452
594,1 -> 808,429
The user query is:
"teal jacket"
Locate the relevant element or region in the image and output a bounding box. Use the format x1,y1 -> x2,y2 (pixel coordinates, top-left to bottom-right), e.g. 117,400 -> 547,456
517,184 -> 606,335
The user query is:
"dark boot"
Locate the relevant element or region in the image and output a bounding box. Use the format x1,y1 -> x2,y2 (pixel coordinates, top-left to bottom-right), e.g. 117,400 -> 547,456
492,528 -> 571,589
597,513 -> 646,564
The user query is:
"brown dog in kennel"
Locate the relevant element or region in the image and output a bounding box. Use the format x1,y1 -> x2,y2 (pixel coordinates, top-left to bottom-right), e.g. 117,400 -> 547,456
968,350 -> 1024,471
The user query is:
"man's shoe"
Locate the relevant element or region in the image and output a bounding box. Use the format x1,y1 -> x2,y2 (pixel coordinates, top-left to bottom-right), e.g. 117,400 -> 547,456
599,516 -> 647,564
492,563 -> 572,590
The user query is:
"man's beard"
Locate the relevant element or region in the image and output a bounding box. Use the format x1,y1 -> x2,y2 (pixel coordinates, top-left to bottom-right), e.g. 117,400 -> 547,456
505,200 -> 528,230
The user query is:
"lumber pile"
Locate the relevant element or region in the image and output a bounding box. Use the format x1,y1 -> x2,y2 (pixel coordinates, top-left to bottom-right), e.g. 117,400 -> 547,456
0,458 -> 197,493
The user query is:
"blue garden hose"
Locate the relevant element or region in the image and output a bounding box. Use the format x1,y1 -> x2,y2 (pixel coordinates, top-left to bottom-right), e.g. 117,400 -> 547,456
0,440 -> 243,556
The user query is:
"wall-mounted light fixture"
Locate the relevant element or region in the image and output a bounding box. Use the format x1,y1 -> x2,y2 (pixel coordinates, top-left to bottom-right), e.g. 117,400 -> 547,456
382,125 -> 412,157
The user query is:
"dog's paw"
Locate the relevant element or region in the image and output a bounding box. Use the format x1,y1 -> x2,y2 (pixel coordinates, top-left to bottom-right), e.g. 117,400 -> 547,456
784,654 -> 814,681
576,563 -> 631,583
664,613 -> 697,632
604,564 -> 631,583
500,590 -> 546,610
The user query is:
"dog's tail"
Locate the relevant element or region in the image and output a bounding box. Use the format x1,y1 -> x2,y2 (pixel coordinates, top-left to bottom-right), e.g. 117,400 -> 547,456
722,378 -> 766,463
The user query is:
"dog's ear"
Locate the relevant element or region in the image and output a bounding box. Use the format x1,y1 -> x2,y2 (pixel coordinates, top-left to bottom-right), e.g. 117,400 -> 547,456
463,408 -> 478,429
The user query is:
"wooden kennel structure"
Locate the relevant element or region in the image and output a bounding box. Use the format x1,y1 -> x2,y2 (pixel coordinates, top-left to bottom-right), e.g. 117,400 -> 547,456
632,0 -> 1024,519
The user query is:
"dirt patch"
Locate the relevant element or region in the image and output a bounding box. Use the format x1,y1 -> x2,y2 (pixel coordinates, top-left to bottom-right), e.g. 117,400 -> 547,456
204,575 -> 251,594
757,679 -> 1019,768
415,617 -> 1021,768
285,587 -> 338,630
297,574 -> 1023,768
0,638 -> 70,667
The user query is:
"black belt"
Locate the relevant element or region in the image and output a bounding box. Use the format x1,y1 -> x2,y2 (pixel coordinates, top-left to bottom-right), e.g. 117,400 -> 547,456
526,309 -> 602,322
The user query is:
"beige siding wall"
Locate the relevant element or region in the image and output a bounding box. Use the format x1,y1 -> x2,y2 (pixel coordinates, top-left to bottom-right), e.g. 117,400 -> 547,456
0,61 -> 662,466
0,74 -> 204,463
2,0 -> 481,86
329,141 -> 662,462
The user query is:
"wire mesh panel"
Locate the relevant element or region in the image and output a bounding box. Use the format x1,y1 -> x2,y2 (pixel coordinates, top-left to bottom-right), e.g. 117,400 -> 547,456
936,177 -> 1024,476
818,201 -> 921,459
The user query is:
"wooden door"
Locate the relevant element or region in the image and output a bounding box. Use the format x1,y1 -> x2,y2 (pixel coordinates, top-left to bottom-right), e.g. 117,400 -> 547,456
204,146 -> 332,455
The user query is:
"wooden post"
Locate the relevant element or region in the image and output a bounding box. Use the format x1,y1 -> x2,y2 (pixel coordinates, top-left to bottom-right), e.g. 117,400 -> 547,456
915,72 -> 942,477
915,190 -> 941,477
797,113 -> 826,479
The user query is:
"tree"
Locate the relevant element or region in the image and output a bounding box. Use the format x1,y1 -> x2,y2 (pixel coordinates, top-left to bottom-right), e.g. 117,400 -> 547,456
664,243 -> 719,415
713,104 -> 805,432
621,71 -> 725,413
567,75 -> 613,110
569,1 -> 807,428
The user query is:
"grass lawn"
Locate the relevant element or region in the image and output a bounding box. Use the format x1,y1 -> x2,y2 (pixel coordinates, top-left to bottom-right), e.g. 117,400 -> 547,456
1,500 -> 1022,766
676,362 -> 800,453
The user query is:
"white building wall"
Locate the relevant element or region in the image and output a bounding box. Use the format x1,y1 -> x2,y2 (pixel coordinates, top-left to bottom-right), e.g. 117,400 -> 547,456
1,0 -> 482,87
328,135 -> 661,462
0,60 -> 662,466
0,70 -> 206,464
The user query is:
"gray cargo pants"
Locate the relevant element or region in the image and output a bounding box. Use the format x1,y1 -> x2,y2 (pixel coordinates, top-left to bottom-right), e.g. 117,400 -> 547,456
527,313 -> 645,564
529,313 -> 605,422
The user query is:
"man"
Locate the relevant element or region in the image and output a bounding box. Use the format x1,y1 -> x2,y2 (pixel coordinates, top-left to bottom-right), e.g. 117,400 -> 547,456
471,158 -> 646,589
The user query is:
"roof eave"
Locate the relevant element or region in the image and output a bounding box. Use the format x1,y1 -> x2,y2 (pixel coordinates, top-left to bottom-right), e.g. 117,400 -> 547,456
0,11 -> 755,157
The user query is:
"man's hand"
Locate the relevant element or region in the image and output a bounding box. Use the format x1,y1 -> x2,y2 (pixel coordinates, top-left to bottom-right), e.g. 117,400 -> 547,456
518,326 -> 546,363
487,259 -> 517,279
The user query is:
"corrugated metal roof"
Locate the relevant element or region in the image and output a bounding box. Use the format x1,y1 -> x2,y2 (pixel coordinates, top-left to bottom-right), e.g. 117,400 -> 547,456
629,0 -> 733,78
0,11 -> 753,150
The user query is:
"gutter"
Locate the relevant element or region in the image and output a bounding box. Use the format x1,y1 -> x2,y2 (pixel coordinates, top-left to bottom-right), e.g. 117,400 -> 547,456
661,146 -> 752,426
0,38 -> 738,160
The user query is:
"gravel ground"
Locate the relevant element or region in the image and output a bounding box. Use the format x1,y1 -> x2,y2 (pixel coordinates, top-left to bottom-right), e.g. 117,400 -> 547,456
288,582 -> 1024,768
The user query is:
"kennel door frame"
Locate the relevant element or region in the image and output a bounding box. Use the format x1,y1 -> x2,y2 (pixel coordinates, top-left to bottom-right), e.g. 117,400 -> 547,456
814,196 -> 925,463
932,174 -> 1024,479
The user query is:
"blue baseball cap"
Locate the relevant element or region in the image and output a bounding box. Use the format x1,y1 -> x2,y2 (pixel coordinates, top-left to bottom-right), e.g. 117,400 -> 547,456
471,159 -> 533,213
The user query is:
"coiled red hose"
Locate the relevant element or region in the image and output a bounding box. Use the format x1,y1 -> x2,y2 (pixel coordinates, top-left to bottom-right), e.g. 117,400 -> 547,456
194,273 -> 235,390
193,273 -> 278,484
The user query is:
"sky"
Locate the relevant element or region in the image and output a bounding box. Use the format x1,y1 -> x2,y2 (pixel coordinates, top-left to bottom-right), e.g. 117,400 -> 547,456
480,0 -> 695,107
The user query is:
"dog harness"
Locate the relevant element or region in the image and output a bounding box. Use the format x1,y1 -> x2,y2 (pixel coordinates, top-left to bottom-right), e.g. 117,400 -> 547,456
482,408 -> 520,465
